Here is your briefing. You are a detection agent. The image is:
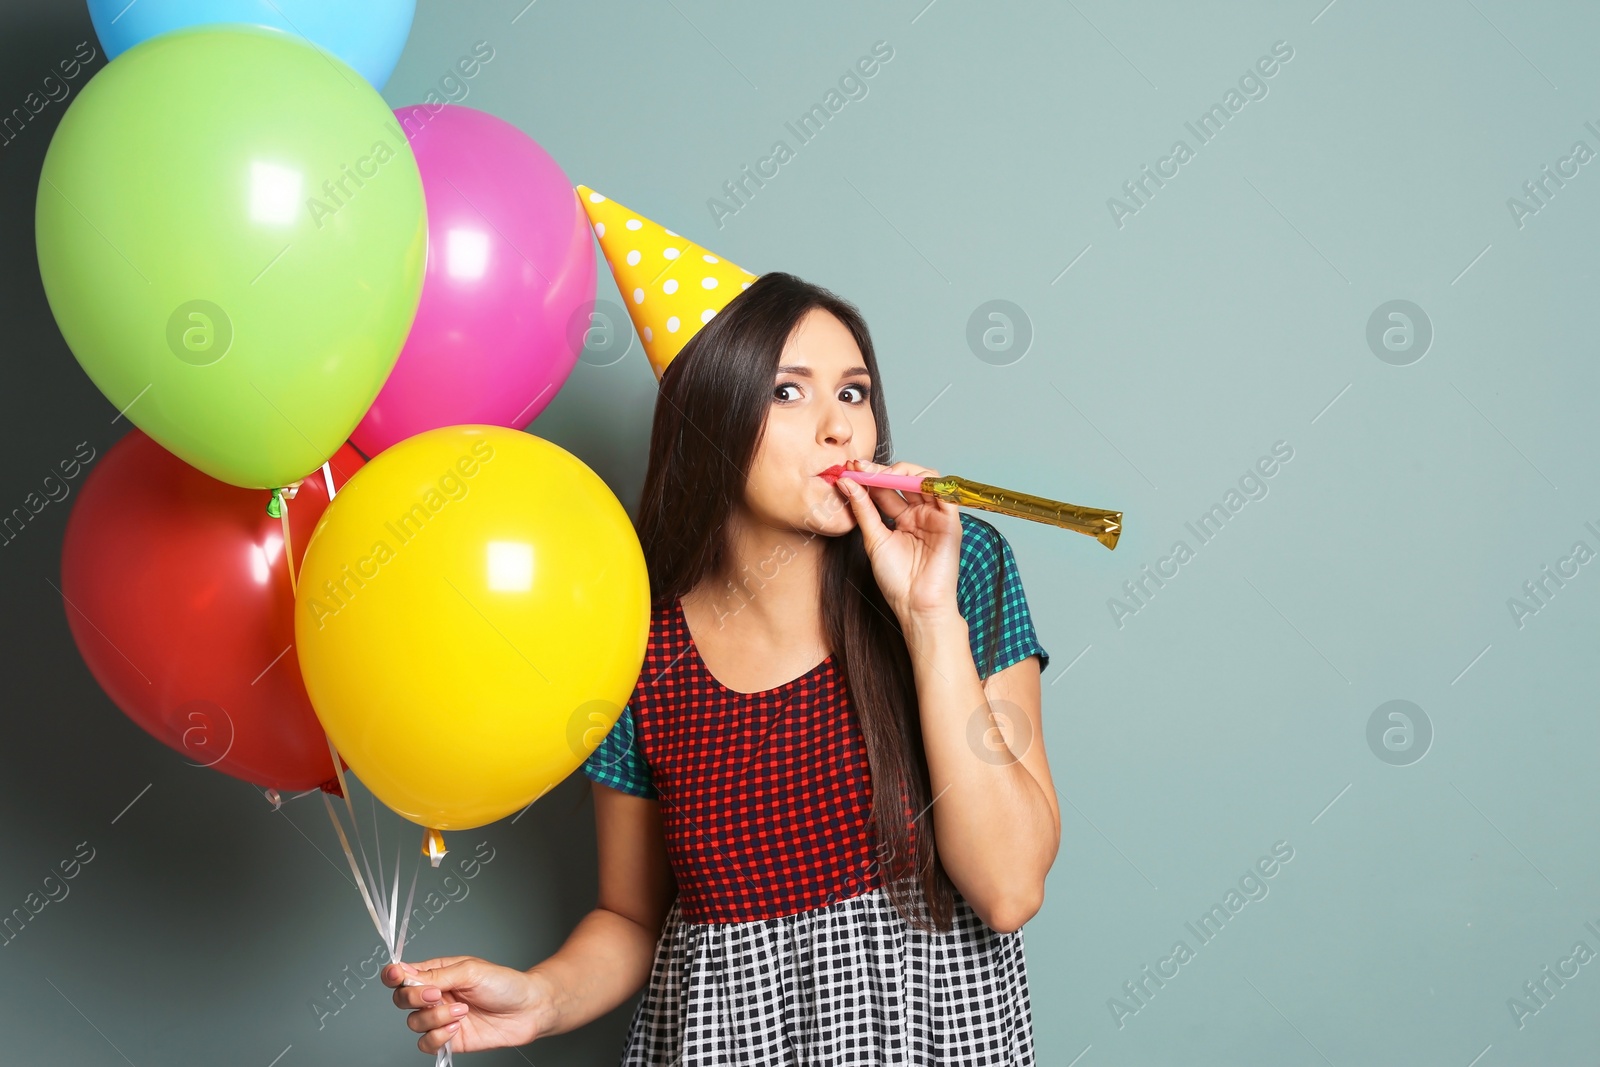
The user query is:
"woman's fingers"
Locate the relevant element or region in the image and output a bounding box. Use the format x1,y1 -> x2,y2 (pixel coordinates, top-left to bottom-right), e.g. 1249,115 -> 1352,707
849,459 -> 939,483
407,1000 -> 467,1035
848,458 -> 940,512
387,967 -> 441,1010
386,957 -> 475,1010
383,957 -> 469,990
835,475 -> 892,551
381,962 -> 418,987
405,955 -> 474,974
846,459 -> 907,516
391,980 -> 441,1010
864,483 -> 915,521
421,1020 -> 460,1054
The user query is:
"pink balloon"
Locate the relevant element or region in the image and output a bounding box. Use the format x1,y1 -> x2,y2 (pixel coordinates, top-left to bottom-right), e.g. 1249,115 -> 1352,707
351,104 -> 596,457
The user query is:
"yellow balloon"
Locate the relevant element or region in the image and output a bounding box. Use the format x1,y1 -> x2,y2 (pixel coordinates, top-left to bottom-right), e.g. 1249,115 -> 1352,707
294,425 -> 650,830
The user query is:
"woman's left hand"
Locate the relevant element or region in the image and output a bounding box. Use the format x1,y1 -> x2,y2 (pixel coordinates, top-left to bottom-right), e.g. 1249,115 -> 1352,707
833,458 -> 962,622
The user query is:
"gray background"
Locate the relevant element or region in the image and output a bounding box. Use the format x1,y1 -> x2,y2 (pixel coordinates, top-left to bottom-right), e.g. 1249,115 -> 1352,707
3,1 -> 1597,1064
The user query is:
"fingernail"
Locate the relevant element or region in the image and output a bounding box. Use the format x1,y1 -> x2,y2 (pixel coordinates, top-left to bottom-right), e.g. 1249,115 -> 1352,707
451,1003 -> 468,1017
448,1022 -> 460,1033
424,988 -> 441,1002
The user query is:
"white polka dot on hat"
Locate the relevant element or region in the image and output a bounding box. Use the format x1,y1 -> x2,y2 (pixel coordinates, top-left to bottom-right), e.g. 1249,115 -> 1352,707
575,184 -> 760,381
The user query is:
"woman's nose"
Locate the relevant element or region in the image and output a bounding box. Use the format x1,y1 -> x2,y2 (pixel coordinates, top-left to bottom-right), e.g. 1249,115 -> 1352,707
819,405 -> 852,444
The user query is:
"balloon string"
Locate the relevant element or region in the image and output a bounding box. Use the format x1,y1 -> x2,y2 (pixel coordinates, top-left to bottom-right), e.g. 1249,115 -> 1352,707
322,791 -> 392,946
276,488 -> 298,596
324,737 -> 388,935
319,766 -> 451,1066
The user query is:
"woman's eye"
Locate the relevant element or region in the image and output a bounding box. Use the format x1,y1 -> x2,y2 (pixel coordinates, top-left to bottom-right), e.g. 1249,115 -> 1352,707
774,382 -> 802,402
841,384 -> 870,403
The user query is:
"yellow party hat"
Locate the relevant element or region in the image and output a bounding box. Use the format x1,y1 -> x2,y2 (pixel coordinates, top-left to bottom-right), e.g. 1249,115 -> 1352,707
576,185 -> 759,380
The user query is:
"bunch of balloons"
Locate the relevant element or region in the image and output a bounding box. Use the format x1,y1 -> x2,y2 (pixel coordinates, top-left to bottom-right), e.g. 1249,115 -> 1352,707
48,4 -> 649,835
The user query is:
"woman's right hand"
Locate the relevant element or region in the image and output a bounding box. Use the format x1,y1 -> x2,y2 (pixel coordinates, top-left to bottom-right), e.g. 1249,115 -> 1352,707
382,956 -> 551,1055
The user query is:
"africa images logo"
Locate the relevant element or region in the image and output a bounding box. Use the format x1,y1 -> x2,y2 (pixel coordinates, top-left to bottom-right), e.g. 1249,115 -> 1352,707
303,439 -> 496,629
1105,40 -> 1295,229
304,122 -> 409,230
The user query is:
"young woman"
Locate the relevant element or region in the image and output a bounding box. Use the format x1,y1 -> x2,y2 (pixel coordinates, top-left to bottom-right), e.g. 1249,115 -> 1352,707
383,272 -> 1060,1063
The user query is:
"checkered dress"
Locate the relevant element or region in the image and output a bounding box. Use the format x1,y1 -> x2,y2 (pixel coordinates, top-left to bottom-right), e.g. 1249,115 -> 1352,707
583,513 -> 1050,1065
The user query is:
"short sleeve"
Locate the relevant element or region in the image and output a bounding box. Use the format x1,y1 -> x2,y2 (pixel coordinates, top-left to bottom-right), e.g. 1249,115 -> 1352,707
580,702 -> 657,799
956,513 -> 1050,681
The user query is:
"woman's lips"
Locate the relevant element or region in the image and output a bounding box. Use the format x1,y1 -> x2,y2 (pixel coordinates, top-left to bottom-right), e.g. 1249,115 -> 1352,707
816,464 -> 848,485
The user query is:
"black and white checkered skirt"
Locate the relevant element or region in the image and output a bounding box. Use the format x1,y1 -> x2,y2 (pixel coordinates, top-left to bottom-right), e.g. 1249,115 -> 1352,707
616,880 -> 1036,1065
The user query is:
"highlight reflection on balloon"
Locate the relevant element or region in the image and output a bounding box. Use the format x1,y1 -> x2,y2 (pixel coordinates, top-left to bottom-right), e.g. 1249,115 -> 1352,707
349,105 -> 595,457
35,25 -> 427,490
295,425 -> 650,830
60,430 -> 364,791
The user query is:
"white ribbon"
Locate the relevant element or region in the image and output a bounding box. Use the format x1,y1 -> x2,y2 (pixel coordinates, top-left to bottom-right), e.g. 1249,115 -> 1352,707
321,738 -> 452,1066
309,464 -> 452,1062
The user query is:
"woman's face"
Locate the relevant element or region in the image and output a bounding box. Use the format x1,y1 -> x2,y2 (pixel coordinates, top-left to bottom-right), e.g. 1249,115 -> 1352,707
741,307 -> 877,538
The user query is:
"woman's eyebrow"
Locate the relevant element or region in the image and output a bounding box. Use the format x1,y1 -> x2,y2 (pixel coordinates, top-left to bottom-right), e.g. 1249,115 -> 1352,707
774,365 -> 871,377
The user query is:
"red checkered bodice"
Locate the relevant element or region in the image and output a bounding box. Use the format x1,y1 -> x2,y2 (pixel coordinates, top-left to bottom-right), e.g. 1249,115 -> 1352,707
630,596 -> 917,924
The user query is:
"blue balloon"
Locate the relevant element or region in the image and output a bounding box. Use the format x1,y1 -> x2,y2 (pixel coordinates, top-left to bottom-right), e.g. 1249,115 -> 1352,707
86,0 -> 416,90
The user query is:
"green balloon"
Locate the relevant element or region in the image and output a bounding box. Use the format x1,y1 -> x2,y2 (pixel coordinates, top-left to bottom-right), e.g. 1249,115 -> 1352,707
36,24 -> 426,489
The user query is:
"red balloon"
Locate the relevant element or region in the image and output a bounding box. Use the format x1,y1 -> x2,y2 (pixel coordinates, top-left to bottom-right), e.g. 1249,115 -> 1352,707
60,430 -> 365,791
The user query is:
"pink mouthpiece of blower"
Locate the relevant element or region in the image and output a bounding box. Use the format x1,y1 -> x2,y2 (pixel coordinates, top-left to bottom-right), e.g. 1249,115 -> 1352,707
818,464 -> 928,494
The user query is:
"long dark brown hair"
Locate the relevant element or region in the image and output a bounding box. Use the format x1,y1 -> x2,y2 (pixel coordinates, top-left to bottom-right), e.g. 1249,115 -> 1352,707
634,271 -> 1007,933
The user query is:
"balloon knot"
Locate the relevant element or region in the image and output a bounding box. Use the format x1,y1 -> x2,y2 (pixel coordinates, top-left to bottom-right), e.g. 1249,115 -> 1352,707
267,488 -> 284,518
319,777 -> 344,798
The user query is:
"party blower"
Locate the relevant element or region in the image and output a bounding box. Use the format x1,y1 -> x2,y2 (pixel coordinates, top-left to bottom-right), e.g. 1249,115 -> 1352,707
821,465 -> 1122,549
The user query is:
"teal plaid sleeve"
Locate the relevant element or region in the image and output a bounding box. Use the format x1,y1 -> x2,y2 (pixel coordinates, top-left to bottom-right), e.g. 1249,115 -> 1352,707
957,512 -> 1051,681
580,702 -> 656,799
